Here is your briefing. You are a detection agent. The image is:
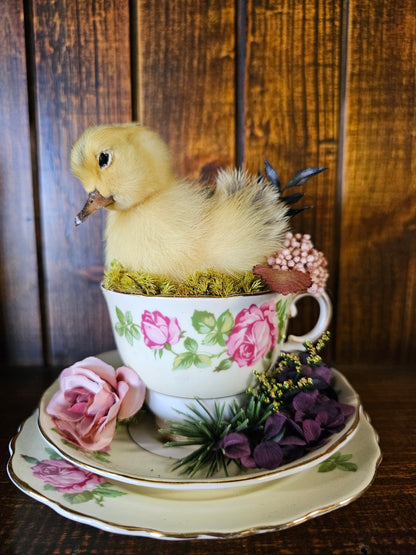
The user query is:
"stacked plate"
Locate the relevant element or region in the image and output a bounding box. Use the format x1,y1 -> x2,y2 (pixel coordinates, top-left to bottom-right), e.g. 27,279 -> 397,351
8,352 -> 381,540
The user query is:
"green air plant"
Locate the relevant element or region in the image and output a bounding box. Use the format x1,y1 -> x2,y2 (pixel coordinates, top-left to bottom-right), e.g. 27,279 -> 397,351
159,395 -> 274,478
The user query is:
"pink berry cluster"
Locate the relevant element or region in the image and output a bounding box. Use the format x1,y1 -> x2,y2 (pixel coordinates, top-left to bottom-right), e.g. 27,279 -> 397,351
267,233 -> 329,295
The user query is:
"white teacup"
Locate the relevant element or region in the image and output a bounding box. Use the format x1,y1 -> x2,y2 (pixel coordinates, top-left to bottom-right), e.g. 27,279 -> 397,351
102,287 -> 332,424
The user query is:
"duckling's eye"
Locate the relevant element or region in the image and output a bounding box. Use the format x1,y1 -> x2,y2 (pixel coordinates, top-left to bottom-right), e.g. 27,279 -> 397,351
98,151 -> 113,169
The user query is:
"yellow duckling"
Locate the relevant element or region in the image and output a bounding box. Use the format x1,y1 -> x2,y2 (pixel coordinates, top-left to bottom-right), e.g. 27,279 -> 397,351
71,123 -> 322,281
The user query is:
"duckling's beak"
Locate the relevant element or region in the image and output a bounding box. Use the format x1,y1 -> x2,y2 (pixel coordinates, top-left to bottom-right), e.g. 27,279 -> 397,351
75,189 -> 114,226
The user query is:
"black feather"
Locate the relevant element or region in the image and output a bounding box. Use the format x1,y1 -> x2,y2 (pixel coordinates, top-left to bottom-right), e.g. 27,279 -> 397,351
286,206 -> 311,217
283,167 -> 327,190
259,160 -> 325,218
264,159 -> 281,192
282,192 -> 304,206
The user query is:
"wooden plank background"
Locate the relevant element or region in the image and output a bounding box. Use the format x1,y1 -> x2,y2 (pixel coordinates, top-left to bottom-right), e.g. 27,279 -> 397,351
31,0 -> 132,364
337,0 -> 416,364
136,0 -> 236,177
0,0 -> 415,368
244,0 -> 341,353
0,1 -> 43,365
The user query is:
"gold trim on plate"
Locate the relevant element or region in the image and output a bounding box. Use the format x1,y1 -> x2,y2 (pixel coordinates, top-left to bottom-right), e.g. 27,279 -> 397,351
7,410 -> 382,540
36,369 -> 361,489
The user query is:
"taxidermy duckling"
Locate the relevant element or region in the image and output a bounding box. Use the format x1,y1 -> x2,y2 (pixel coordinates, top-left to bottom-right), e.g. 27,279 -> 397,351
72,123 -> 324,282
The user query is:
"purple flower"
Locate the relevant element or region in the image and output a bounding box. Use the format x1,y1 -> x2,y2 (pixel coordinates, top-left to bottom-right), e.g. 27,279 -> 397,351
216,358 -> 355,473
219,415 -> 288,471
302,364 -> 333,389
275,416 -> 308,460
291,389 -> 355,444
302,419 -> 322,443
249,413 -> 287,469
221,433 -> 251,459
292,390 -> 320,418
249,441 -> 283,469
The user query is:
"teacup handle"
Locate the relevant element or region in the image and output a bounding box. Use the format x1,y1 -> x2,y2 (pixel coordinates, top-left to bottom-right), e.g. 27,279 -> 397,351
283,291 -> 332,352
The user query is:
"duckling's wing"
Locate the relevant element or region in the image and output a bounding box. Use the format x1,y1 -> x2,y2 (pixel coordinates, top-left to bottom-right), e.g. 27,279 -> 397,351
203,169 -> 290,272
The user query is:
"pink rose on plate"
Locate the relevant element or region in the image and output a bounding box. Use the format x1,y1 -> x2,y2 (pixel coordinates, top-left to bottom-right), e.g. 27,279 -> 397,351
226,301 -> 279,367
46,357 -> 146,451
31,458 -> 106,493
141,310 -> 181,350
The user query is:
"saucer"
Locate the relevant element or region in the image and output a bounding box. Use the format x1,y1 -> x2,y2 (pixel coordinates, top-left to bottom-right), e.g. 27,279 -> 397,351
8,408 -> 381,540
37,362 -> 360,490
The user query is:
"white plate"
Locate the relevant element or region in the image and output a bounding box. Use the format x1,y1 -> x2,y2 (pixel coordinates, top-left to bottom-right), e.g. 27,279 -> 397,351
37,360 -> 360,490
8,408 -> 381,540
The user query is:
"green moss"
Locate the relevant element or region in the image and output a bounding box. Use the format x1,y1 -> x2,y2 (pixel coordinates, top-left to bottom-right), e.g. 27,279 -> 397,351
102,260 -> 269,297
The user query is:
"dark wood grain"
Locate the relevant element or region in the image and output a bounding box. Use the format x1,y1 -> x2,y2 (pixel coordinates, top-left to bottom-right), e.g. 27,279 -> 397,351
0,1 -> 43,365
244,0 -> 341,255
136,0 -> 236,177
1,0 -> 416,370
31,0 -> 132,365
2,363 -> 415,554
243,1 -> 341,354
336,0 -> 416,364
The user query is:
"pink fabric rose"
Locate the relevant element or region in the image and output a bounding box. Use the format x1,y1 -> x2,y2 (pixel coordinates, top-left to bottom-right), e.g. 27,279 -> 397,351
226,301 -> 279,367
31,458 -> 106,493
46,357 -> 146,451
141,310 -> 181,350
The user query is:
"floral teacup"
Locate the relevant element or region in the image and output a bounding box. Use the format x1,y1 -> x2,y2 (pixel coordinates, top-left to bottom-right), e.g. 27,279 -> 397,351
102,288 -> 332,424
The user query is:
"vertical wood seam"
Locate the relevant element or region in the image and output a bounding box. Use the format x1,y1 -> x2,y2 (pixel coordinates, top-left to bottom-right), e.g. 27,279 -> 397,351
129,0 -> 138,122
23,0 -> 50,366
333,0 -> 350,358
135,0 -> 143,123
235,0 -> 247,168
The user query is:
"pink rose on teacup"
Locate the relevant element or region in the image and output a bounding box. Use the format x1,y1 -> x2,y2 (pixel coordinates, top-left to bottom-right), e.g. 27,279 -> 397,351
46,357 -> 146,451
226,300 -> 279,367
141,310 -> 181,350
31,458 -> 106,493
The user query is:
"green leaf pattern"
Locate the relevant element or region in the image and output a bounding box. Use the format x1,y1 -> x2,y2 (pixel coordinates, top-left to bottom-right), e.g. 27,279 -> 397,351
114,307 -> 141,346
113,301 -> 289,372
318,452 -> 358,473
276,297 -> 291,343
63,482 -> 126,506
